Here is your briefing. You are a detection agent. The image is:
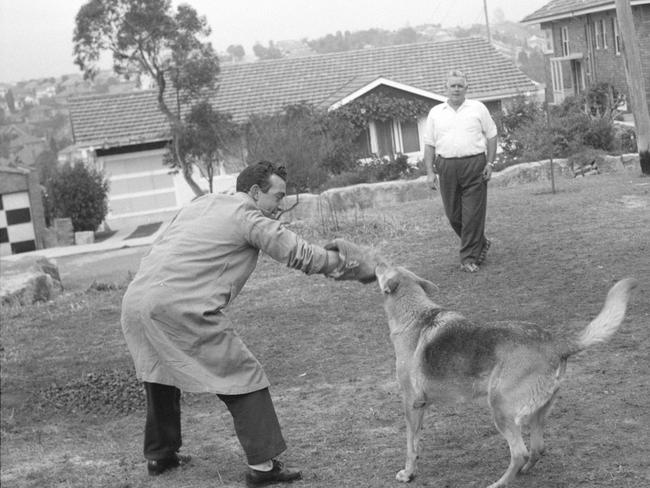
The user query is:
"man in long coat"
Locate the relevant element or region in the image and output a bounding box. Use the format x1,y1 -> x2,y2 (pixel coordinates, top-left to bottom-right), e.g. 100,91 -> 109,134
121,161 -> 375,486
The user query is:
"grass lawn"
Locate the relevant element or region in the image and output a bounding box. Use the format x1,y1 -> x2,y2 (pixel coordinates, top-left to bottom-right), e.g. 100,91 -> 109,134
1,172 -> 649,488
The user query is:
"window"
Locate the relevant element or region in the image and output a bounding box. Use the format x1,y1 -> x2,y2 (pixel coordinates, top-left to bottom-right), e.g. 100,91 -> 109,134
353,127 -> 371,156
613,19 -> 621,55
561,26 -> 570,56
594,21 -> 602,49
600,19 -> 608,49
543,28 -> 554,53
400,120 -> 420,153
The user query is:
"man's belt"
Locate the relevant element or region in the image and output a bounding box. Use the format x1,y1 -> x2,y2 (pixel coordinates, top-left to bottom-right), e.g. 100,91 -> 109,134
439,153 -> 485,160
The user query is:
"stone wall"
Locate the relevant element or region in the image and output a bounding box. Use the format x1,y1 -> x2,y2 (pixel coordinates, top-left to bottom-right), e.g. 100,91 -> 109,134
281,153 -> 641,222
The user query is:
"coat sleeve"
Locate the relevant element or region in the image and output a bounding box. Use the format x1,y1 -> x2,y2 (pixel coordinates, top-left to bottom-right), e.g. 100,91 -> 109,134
242,207 -> 328,274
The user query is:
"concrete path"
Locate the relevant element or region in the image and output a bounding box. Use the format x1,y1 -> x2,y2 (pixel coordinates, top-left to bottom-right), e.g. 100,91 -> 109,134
1,223 -> 165,262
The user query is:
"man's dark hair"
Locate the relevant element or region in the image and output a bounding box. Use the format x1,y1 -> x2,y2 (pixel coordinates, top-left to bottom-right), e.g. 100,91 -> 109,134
236,161 -> 287,193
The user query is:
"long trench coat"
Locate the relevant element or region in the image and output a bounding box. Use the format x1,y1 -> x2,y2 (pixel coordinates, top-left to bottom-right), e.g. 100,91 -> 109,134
121,192 -> 328,394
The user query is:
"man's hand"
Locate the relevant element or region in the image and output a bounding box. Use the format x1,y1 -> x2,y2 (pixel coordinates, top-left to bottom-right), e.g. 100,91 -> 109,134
426,173 -> 439,190
324,238 -> 378,283
483,164 -> 493,182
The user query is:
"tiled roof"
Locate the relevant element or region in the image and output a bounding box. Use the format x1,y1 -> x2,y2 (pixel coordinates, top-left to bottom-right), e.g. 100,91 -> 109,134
69,90 -> 169,148
522,0 -> 649,23
216,37 -> 536,120
70,37 -> 537,148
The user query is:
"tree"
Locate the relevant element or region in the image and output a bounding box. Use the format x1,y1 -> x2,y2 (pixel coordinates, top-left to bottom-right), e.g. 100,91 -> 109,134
5,89 -> 16,113
73,0 -> 221,195
614,0 -> 650,174
46,162 -> 109,232
176,101 -> 240,193
226,44 -> 245,61
245,103 -> 359,192
394,27 -> 419,45
252,41 -> 283,60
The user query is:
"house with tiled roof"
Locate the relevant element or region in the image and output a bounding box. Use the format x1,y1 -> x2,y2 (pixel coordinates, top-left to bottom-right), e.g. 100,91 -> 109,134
522,0 -> 650,105
69,37 -> 540,229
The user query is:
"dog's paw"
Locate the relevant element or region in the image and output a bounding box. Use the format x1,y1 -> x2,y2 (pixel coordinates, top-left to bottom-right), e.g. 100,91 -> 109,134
396,469 -> 414,482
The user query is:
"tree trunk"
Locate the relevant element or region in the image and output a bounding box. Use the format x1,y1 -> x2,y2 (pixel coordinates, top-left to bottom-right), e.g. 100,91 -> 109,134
155,77 -> 205,195
615,0 -> 650,175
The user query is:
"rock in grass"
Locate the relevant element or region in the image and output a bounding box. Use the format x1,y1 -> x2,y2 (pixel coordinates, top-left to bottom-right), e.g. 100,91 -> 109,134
0,256 -> 63,306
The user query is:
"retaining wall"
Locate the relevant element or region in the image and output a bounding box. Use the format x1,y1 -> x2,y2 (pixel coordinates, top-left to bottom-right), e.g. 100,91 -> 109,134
280,153 -> 641,223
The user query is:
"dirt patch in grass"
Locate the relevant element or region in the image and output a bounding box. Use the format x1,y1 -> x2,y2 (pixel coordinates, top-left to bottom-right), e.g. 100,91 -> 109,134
2,173 -> 649,487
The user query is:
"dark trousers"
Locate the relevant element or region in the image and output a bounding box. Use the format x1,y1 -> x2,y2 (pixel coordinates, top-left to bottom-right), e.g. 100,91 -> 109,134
143,382 -> 287,465
437,153 -> 489,265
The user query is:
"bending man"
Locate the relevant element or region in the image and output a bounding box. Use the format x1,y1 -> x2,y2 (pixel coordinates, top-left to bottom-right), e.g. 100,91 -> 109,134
121,161 -> 375,486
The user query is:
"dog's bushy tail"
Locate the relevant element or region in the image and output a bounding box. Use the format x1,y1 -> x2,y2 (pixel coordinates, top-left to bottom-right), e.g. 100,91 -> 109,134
565,278 -> 638,356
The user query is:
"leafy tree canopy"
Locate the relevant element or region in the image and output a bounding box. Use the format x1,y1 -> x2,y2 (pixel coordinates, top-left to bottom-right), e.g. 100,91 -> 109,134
73,0 -> 221,195
175,101 -> 240,193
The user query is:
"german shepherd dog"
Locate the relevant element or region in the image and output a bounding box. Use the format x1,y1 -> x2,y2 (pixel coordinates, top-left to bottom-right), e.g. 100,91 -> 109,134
375,262 -> 637,487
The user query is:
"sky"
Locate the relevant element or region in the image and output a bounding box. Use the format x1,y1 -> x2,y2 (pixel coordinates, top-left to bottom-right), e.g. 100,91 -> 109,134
0,0 -> 550,84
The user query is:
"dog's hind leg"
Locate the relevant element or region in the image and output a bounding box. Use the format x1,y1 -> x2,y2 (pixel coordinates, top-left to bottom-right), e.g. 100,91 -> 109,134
396,401 -> 426,482
487,408 -> 528,488
521,390 -> 557,474
520,411 -> 545,474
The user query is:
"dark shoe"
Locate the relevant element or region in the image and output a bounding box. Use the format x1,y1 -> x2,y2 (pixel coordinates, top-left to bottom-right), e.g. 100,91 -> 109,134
245,459 -> 302,487
476,238 -> 491,265
147,453 -> 191,476
460,262 -> 479,273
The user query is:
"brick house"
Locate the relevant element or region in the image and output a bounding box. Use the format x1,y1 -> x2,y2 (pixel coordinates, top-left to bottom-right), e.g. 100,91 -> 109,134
522,0 -> 650,107
68,37 -> 540,229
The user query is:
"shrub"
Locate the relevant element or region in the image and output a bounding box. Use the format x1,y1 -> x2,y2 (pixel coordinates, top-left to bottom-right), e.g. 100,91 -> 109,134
613,124 -> 637,154
46,162 -> 109,232
582,117 -> 616,151
498,88 -> 621,165
320,154 -> 417,190
245,103 -> 360,192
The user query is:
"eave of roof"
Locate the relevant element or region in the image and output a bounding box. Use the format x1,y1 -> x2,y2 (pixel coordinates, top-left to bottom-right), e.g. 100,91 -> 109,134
522,0 -> 650,24
329,77 -> 447,110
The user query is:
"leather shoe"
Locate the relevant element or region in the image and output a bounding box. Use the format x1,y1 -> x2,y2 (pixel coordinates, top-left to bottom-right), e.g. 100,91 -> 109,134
245,459 -> 302,487
147,453 -> 191,476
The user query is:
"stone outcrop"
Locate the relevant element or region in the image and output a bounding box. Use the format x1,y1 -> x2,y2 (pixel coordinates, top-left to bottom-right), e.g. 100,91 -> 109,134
0,256 -> 63,306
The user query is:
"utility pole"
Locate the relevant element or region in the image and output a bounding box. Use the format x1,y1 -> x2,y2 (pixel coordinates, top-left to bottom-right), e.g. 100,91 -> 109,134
614,0 -> 650,174
483,0 -> 492,44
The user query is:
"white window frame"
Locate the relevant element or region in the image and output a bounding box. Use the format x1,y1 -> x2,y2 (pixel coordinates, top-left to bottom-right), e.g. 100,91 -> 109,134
561,26 -> 570,56
594,21 -> 602,49
613,19 -> 621,55
397,119 -> 421,155
600,19 -> 608,49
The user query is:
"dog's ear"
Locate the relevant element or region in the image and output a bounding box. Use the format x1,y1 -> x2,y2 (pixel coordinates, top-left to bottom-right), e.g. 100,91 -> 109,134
400,267 -> 439,299
376,262 -> 399,294
417,277 -> 439,299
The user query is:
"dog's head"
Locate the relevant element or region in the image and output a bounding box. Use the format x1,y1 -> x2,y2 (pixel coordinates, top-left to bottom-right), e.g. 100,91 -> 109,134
375,261 -> 439,299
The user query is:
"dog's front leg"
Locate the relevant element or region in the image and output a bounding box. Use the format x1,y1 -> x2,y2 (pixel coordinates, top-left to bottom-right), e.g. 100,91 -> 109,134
397,399 -> 426,482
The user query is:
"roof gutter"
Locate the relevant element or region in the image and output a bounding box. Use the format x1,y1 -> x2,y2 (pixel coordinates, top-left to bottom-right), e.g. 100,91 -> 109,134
522,0 -> 650,25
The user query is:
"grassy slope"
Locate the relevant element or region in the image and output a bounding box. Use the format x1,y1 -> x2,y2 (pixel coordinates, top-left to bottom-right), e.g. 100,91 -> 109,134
1,172 -> 649,488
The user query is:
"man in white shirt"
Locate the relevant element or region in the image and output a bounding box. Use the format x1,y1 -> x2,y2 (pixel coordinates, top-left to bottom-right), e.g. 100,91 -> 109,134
423,69 -> 497,273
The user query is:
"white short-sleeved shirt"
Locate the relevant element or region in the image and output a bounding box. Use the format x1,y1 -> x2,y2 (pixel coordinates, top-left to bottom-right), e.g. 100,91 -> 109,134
423,99 -> 497,158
